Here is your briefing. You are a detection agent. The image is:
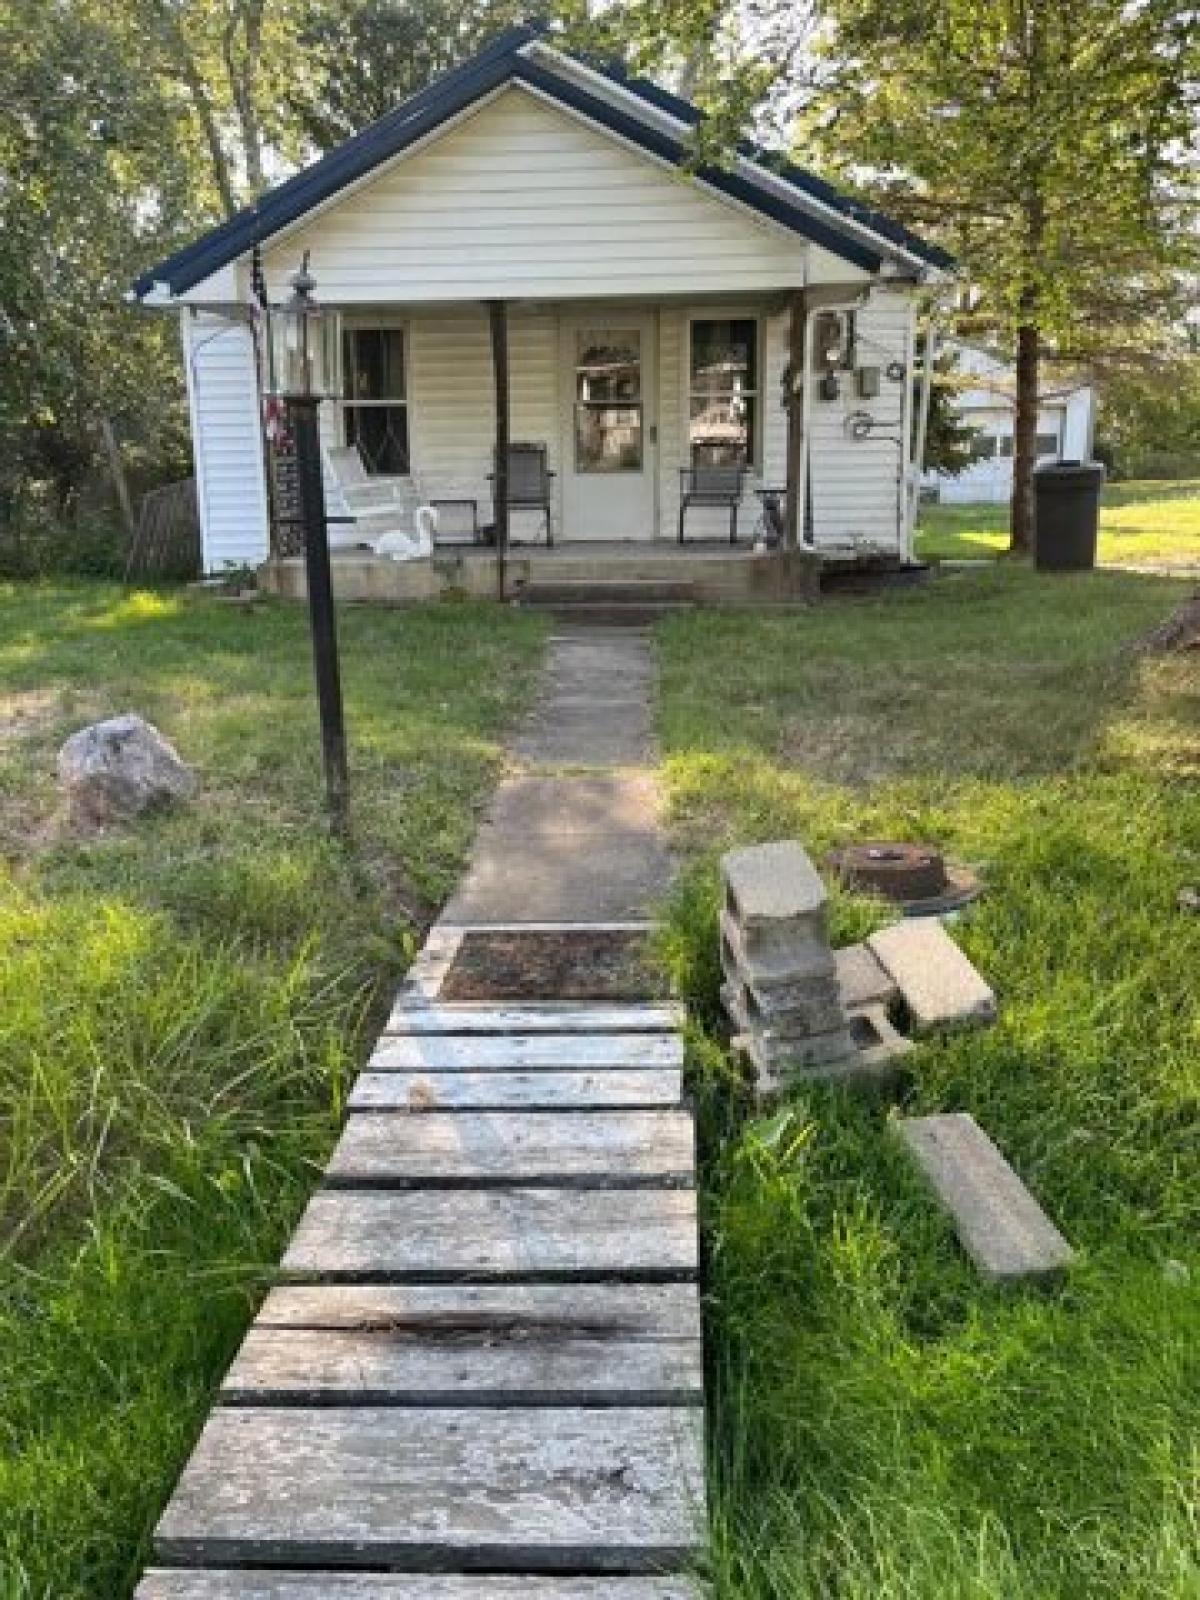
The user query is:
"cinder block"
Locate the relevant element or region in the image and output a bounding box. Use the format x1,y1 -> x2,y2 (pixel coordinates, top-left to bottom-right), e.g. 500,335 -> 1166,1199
894,1112 -> 1074,1283
835,942 -> 900,1012
847,1003 -> 915,1071
720,911 -> 835,989
722,841 -> 828,932
868,919 -> 996,1034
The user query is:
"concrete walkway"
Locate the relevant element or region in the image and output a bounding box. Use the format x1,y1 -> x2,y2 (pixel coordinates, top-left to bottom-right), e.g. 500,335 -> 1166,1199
443,626 -> 675,926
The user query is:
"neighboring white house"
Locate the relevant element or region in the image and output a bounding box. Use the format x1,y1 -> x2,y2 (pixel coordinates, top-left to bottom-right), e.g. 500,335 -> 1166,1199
923,343 -> 1096,505
133,24 -> 953,575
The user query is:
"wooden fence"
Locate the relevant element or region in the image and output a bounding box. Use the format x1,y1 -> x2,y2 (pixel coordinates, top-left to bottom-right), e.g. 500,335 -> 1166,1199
126,479 -> 201,580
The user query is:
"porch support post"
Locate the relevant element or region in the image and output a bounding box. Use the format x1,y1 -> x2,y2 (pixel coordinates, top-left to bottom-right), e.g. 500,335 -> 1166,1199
488,299 -> 510,602
784,289 -> 809,550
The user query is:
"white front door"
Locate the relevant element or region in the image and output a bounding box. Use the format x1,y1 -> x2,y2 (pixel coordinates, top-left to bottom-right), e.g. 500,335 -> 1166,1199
560,313 -> 657,540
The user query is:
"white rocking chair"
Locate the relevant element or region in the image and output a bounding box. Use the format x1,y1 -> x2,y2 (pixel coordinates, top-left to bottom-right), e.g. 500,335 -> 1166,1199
321,444 -> 435,558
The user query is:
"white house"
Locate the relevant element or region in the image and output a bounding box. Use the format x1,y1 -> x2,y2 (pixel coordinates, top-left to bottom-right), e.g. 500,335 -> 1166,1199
133,24 -> 953,586
923,343 -> 1096,505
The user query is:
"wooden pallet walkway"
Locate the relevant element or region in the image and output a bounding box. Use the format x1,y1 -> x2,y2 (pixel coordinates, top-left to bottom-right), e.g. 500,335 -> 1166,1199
138,995 -> 706,1598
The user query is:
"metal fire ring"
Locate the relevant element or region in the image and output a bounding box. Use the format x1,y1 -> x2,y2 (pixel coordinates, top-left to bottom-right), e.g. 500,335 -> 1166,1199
827,841 -> 983,916
831,842 -> 947,901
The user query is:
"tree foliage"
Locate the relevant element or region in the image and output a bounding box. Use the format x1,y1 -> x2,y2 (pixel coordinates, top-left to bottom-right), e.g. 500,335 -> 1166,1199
0,0 -> 522,555
805,0 -> 1199,549
922,350 -> 983,479
289,0 -> 526,152
0,0 -> 200,542
597,0 -> 1199,548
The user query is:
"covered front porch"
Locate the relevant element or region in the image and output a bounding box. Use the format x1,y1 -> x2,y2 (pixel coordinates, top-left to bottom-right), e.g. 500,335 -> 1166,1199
293,295 -> 808,554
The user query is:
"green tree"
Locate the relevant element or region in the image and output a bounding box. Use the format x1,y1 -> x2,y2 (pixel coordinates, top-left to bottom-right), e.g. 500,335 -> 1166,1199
810,0 -> 1199,552
1096,354 -> 1200,479
288,0 -> 528,152
0,0 -> 199,541
922,348 -> 983,478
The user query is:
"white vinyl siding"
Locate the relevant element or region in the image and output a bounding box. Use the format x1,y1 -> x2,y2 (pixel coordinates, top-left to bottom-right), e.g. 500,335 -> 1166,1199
260,87 -> 841,304
361,307 -> 561,539
182,312 -> 270,572
806,289 -> 911,553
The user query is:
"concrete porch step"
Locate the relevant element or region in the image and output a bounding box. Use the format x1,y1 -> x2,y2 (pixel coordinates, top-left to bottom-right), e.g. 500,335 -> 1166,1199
515,580 -> 697,624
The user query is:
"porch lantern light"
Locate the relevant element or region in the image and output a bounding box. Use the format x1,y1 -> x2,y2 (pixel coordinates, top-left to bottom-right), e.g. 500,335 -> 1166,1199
263,254 -> 349,835
265,253 -> 342,399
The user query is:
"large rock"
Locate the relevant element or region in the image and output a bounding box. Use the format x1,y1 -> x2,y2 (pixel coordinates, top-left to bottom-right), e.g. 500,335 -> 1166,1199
58,714 -> 195,825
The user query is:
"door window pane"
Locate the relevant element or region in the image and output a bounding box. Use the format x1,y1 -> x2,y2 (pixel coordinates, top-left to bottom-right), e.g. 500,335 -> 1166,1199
575,330 -> 642,472
690,318 -> 758,466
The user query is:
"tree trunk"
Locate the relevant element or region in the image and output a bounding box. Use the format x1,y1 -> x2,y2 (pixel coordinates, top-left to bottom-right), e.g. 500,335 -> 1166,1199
1009,321 -> 1040,555
97,414 -> 136,537
225,0 -> 267,196
149,1 -> 238,216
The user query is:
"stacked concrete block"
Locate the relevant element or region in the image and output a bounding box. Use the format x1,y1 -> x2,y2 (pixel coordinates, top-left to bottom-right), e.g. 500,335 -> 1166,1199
720,841 -> 860,1091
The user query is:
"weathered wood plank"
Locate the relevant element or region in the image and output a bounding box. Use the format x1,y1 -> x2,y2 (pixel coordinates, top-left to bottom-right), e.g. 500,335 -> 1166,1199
895,1112 -> 1074,1282
348,1070 -> 682,1112
221,1327 -> 703,1407
282,1188 -> 697,1282
255,1282 -> 702,1341
153,1406 -> 705,1571
327,1111 -> 694,1188
138,1572 -> 701,1597
369,1034 -> 684,1072
385,1002 -> 683,1035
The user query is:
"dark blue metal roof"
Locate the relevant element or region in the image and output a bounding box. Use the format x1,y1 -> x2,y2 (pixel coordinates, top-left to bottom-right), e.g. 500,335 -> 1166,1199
134,26 -> 950,299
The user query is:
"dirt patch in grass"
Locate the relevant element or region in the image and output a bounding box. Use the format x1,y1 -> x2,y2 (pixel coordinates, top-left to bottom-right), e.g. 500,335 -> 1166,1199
439,928 -> 667,1001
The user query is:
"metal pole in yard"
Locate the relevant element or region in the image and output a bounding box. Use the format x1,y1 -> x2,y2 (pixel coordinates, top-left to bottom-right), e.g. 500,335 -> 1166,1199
489,300 -> 510,603
290,392 -> 349,836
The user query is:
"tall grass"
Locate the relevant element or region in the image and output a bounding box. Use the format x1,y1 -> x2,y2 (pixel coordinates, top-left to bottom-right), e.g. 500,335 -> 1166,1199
657,567 -> 1200,1597
0,582 -> 545,1598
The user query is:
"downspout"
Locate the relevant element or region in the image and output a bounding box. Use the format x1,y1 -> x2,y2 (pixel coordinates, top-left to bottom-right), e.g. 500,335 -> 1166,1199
907,312 -> 938,555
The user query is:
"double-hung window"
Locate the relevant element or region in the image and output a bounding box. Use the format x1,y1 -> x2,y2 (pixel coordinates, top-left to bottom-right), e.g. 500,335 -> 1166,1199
342,326 -> 409,475
689,318 -> 759,468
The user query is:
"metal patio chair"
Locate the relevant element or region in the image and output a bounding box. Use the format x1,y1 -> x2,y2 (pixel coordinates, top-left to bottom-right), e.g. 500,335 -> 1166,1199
491,442 -> 555,546
678,464 -> 747,544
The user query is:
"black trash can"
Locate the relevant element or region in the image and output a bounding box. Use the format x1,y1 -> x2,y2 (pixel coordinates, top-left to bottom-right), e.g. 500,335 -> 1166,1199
1034,460 -> 1106,571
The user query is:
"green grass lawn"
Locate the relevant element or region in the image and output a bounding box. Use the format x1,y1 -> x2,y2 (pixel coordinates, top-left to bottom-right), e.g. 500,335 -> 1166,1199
656,567 -> 1200,1597
917,478 -> 1200,565
0,583 -> 545,1599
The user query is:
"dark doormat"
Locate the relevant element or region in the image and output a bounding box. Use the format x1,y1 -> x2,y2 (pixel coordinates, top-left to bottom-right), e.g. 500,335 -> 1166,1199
439,929 -> 669,1003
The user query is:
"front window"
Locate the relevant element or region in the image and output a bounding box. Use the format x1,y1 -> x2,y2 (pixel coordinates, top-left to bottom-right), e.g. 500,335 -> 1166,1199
342,327 -> 409,474
690,318 -> 759,467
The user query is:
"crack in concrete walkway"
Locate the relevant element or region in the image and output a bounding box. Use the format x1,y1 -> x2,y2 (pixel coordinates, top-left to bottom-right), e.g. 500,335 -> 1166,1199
441,626 -> 675,926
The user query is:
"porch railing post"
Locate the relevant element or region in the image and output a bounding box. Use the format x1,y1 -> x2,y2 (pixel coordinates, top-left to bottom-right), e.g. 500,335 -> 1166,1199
784,289 -> 809,550
488,300 -> 510,601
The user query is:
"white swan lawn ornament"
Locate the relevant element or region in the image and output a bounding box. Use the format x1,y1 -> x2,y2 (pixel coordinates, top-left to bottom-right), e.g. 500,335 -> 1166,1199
372,504 -> 437,561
